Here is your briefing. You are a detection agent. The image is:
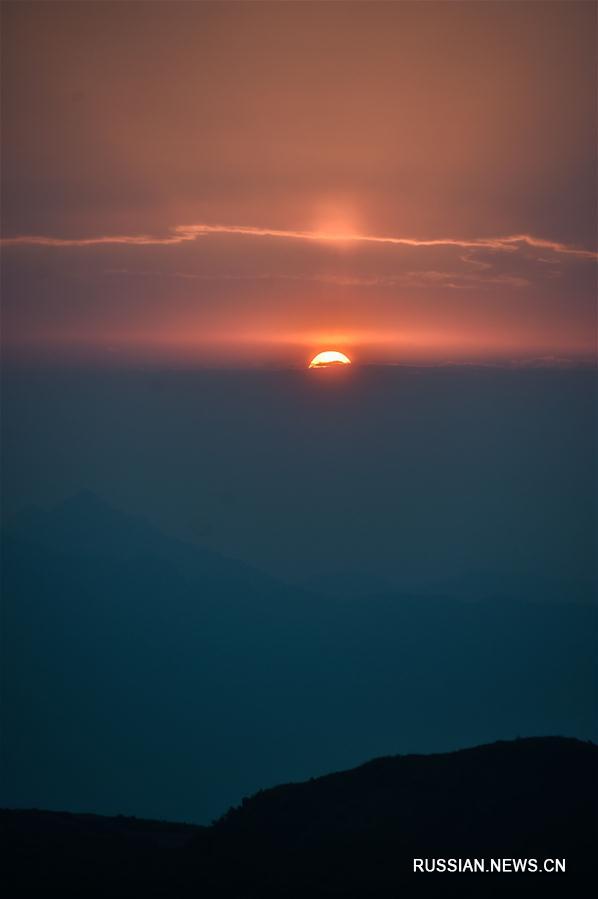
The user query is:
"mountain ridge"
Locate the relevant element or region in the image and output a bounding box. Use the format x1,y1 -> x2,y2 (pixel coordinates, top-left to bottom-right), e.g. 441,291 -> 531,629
3,494 -> 597,824
3,737 -> 597,896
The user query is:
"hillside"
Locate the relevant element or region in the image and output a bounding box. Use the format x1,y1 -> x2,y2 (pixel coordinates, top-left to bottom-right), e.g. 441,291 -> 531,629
2,737 -> 597,896
2,494 -> 596,823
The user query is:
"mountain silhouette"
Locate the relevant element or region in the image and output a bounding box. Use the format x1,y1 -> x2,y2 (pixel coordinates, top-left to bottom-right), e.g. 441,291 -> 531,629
2,493 -> 597,824
2,737 -> 596,896
5,489 -> 286,592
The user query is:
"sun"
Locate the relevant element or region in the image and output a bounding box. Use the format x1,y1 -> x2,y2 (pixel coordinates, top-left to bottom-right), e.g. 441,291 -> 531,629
309,350 -> 352,368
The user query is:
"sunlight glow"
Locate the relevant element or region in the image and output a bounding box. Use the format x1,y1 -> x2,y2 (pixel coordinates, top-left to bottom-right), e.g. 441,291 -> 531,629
309,351 -> 352,368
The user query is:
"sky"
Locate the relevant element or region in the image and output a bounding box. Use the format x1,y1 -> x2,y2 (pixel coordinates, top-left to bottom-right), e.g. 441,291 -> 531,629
2,0 -> 596,368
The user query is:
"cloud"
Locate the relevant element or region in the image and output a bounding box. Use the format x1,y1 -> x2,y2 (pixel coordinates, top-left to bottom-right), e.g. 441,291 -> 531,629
104,268 -> 531,291
3,222 -> 596,259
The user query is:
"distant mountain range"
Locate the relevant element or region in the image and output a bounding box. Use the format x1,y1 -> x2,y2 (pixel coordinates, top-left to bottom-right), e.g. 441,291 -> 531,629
3,737 -> 596,896
2,493 -> 597,823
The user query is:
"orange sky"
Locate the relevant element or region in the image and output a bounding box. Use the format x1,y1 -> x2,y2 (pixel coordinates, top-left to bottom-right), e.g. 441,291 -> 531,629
2,1 -> 596,366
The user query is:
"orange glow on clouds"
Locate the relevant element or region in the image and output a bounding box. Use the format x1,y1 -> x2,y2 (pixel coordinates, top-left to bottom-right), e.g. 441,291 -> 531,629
2,224 -> 595,259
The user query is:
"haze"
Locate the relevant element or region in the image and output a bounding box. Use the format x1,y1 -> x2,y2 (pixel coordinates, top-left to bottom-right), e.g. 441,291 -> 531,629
2,1 -> 596,366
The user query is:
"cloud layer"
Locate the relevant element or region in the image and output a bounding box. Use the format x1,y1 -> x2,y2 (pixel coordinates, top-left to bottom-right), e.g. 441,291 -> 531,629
4,222 -> 596,259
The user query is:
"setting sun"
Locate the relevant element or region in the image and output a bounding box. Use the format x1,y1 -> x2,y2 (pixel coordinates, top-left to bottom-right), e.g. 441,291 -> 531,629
309,350 -> 352,368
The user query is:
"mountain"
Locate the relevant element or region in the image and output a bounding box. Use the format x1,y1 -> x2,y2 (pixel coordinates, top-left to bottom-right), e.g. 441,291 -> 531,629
2,737 -> 597,896
205,736 -> 598,896
2,494 -> 597,823
4,489 -> 288,596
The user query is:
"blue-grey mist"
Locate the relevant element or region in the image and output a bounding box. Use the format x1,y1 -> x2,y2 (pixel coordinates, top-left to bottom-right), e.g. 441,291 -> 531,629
1,366 -> 596,822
